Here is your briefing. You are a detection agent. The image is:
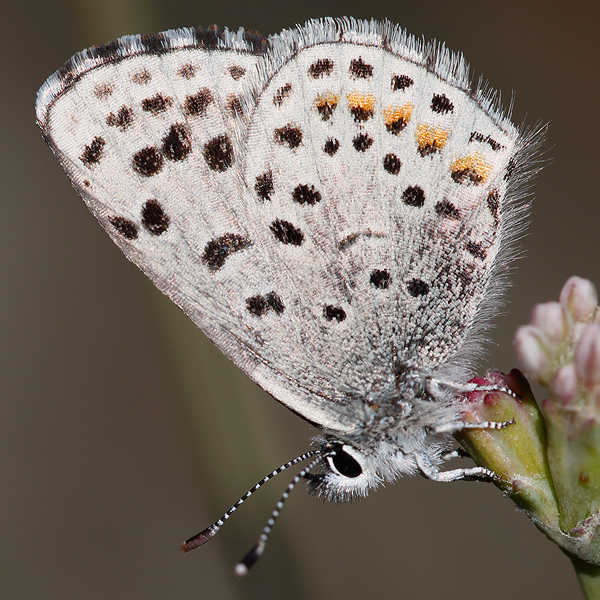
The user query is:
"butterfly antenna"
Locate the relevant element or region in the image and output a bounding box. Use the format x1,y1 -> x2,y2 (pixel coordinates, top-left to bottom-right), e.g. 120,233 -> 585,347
180,450 -> 320,553
234,453 -> 325,577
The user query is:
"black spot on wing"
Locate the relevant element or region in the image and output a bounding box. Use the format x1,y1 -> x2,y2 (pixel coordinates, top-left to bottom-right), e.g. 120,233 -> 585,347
246,295 -> 268,317
349,57 -> 373,79
106,106 -> 134,131
324,305 -> 346,322
273,83 -> 293,106
431,93 -> 454,114
246,292 -> 285,316
383,153 -> 401,174
184,89 -> 213,116
93,83 -> 114,99
131,70 -> 152,85
292,184 -> 321,206
141,200 -> 169,235
402,186 -> 425,207
350,106 -> 373,122
227,95 -> 243,118
255,170 -> 274,201
265,292 -> 285,314
370,270 -> 390,289
451,167 -> 484,185
487,189 -> 500,225
323,138 -> 340,156
162,124 -> 192,161
308,59 -> 334,78
274,124 -> 302,149
141,93 -> 173,115
270,219 -> 304,245
80,136 -> 105,167
228,65 -> 246,80
177,63 -> 196,79
202,234 -> 252,271
353,133 -> 373,152
407,279 -> 429,297
385,115 -> 409,135
203,135 -> 233,171
315,94 -> 338,121
391,74 -> 413,90
132,147 -> 164,176
418,143 -> 442,158
109,217 -> 138,240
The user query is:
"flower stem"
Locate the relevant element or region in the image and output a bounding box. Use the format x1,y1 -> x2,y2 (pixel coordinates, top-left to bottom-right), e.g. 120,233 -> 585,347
572,556 -> 600,600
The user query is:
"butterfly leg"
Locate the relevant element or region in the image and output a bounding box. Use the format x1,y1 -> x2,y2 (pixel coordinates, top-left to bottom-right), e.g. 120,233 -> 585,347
440,448 -> 470,461
415,452 -> 498,482
427,377 -> 521,401
430,418 -> 515,435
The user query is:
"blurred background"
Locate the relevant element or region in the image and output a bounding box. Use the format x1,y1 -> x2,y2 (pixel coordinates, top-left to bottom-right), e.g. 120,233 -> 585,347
3,0 -> 599,598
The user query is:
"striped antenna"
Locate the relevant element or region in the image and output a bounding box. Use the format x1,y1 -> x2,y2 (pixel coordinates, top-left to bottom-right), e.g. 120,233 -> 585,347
180,450 -> 321,553
234,454 -> 325,577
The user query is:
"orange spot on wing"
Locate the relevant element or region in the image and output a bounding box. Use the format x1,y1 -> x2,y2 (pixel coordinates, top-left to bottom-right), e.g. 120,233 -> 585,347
347,92 -> 376,111
314,92 -> 339,121
347,92 -> 376,122
451,152 -> 493,185
416,124 -> 449,156
383,103 -> 413,134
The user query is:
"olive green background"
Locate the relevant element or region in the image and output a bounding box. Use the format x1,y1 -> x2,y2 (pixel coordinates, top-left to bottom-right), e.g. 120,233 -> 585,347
2,0 -> 599,598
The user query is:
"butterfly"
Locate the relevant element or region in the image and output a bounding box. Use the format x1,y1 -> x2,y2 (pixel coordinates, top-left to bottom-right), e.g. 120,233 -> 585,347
36,17 -> 540,574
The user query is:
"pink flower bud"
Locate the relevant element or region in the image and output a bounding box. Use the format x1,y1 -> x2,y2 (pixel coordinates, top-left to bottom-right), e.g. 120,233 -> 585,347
549,364 -> 578,404
575,324 -> 600,385
559,277 -> 598,322
530,301 -> 570,344
514,325 -> 550,380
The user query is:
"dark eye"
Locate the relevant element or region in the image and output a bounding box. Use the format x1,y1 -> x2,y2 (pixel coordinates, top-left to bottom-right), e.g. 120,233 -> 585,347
332,448 -> 362,478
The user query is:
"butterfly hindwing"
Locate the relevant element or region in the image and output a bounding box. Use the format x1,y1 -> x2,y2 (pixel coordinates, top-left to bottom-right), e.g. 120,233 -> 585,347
240,35 -> 520,403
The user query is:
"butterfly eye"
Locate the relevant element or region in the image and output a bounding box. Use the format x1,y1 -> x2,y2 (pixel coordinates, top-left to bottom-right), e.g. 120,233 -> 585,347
331,447 -> 363,478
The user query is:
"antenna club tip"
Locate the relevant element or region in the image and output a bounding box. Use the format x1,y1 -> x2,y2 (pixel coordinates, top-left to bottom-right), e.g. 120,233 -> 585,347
180,526 -> 218,553
235,541 -> 264,576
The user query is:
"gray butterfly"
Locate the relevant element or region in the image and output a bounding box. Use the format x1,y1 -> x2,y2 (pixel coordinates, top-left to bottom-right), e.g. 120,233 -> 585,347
36,18 -> 541,573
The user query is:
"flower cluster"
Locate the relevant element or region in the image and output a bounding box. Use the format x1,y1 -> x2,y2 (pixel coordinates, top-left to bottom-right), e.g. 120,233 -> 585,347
458,277 -> 600,571
515,276 -> 600,402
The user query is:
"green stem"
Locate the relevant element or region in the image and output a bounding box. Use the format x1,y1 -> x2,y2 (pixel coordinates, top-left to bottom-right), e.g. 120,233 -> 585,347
572,556 -> 600,600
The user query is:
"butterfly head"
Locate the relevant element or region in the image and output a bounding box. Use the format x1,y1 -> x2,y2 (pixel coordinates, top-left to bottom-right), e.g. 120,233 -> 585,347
306,438 -> 419,503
